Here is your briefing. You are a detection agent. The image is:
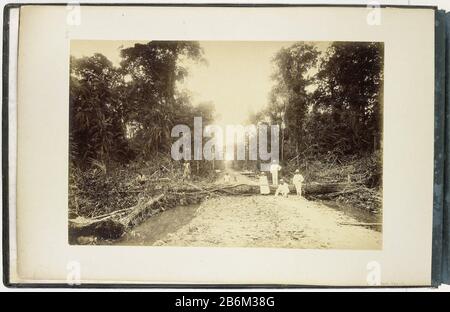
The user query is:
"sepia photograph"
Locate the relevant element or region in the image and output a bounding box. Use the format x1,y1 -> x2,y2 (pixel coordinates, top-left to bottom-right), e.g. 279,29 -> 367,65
68,40 -> 384,249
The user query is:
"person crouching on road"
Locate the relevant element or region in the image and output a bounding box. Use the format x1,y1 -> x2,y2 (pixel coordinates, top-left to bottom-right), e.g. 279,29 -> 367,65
275,179 -> 290,197
259,172 -> 270,195
292,169 -> 305,196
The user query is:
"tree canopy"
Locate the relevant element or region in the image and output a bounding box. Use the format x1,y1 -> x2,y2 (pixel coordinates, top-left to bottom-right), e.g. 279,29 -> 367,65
70,41 -> 213,167
70,41 -> 384,170
257,41 -> 384,160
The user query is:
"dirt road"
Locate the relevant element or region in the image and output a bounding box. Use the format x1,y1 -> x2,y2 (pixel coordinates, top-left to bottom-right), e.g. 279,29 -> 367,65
117,194 -> 382,250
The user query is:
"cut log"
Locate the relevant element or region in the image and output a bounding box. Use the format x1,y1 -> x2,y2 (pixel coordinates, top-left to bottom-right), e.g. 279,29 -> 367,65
69,217 -> 125,242
338,222 -> 382,227
69,194 -> 165,242
302,182 -> 354,195
120,194 -> 164,227
91,207 -> 133,220
311,187 -> 362,198
175,182 -> 354,196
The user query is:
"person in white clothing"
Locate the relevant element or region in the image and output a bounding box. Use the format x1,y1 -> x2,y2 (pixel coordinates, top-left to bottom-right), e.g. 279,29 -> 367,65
275,179 -> 290,197
292,169 -> 305,196
224,172 -> 231,184
269,160 -> 282,186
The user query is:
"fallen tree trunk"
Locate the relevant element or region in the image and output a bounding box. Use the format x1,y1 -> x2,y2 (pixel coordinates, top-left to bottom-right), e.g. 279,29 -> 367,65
69,217 -> 125,242
69,194 -> 164,242
173,182 -> 356,196
120,194 -> 164,227
338,222 -> 382,227
91,207 -> 133,220
302,182 -> 355,195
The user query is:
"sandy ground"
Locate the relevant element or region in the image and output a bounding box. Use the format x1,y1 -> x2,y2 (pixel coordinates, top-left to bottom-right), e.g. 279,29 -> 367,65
118,194 -> 382,250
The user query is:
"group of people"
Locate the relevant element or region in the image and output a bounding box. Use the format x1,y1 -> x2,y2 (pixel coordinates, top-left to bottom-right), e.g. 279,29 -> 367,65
181,160 -> 304,198
259,161 -> 305,198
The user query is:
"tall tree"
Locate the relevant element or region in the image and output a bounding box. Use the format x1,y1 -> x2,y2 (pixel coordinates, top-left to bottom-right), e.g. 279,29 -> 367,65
314,42 -> 384,153
270,43 -> 320,159
70,53 -> 128,166
119,41 -> 204,157
70,41 -> 212,166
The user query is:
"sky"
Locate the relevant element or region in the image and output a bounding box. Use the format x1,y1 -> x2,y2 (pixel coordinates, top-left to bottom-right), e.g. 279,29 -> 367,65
71,40 -> 149,65
71,40 -> 329,126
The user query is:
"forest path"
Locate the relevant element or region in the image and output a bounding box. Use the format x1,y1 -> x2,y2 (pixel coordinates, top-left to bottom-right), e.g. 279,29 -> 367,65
116,171 -> 382,249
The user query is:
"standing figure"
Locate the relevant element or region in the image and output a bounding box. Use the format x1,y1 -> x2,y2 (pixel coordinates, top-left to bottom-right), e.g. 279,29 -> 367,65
224,172 -> 231,184
259,172 -> 270,195
270,160 -> 282,186
182,162 -> 191,180
292,169 -> 305,196
274,179 -> 290,197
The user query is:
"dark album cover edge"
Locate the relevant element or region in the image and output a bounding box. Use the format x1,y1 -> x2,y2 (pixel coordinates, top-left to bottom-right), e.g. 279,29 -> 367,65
442,11 -> 450,286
